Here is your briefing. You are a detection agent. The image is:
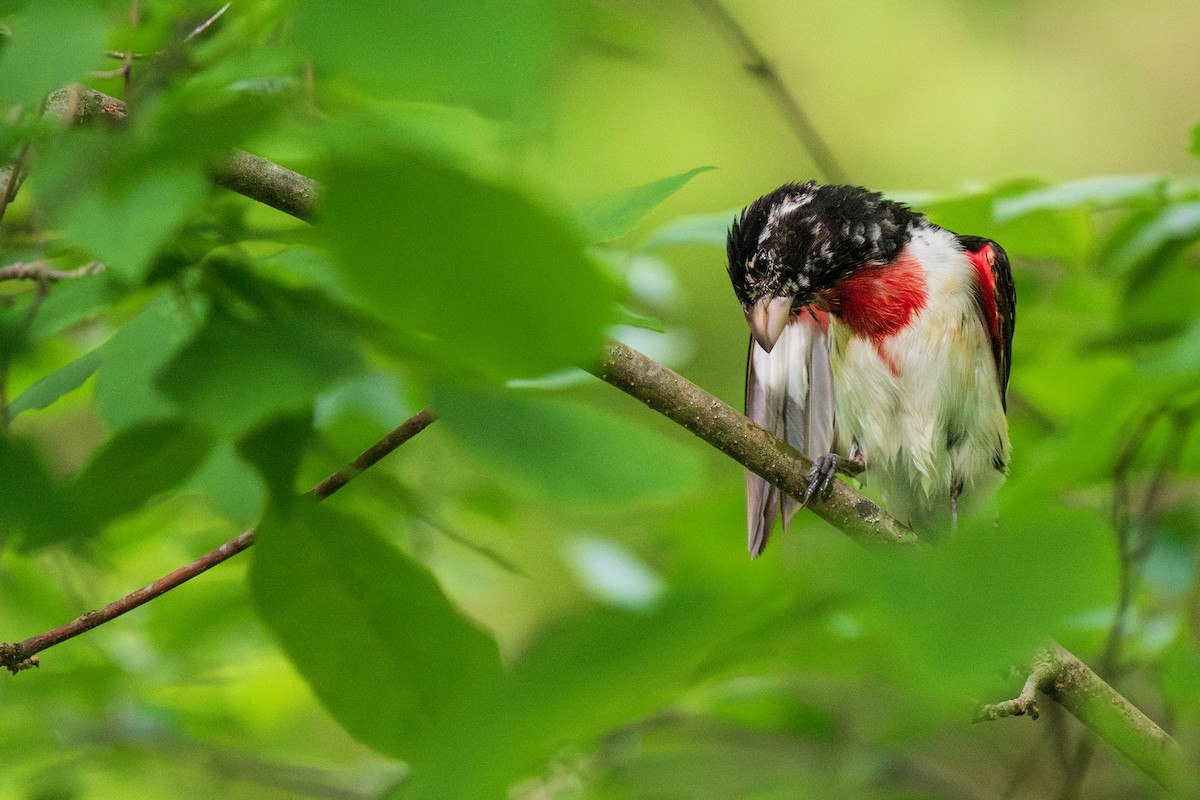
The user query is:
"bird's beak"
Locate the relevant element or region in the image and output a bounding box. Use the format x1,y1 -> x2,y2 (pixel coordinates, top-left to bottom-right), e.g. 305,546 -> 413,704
744,295 -> 794,352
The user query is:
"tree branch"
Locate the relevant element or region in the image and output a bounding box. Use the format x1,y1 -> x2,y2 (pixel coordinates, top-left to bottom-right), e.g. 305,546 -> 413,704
210,150 -> 320,221
592,338 -> 916,547
1041,644 -> 1182,790
0,407 -> 438,674
45,86 -> 319,221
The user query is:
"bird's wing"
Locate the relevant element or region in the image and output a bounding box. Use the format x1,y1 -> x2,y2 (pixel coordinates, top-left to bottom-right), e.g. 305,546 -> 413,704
960,237 -> 1016,408
744,310 -> 836,556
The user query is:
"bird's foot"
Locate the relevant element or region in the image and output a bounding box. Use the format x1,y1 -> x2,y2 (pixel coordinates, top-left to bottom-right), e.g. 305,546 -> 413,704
799,448 -> 865,507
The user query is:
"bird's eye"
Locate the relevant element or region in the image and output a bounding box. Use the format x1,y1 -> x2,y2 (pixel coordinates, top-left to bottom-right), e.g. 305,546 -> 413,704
756,248 -> 768,263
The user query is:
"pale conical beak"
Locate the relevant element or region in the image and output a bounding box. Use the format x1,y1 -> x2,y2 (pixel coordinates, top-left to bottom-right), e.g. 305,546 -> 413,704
745,295 -> 794,352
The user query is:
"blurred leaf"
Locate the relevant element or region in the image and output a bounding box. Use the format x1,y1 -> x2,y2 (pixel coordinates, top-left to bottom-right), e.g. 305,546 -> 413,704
251,500 -> 504,761
704,679 -> 837,740
26,274 -> 110,340
0,436 -> 91,551
577,166 -> 716,243
1103,201 -> 1200,276
292,0 -> 574,115
1141,319 -> 1200,377
6,348 -> 101,419
0,0 -> 104,106
54,165 -> 209,280
920,179 -> 1092,262
236,413 -> 312,498
1191,124 -> 1200,159
590,717 -> 840,800
413,592 -> 749,800
185,439 -> 265,526
320,148 -> 618,379
641,211 -> 732,250
155,312 -> 360,436
68,418 -> 216,532
995,175 -> 1168,221
614,305 -> 666,333
854,506 -> 1116,712
36,78 -> 278,280
433,383 -> 707,507
93,292 -> 194,431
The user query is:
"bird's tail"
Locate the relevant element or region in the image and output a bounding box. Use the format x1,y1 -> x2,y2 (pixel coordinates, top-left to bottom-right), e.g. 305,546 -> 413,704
745,310 -> 836,556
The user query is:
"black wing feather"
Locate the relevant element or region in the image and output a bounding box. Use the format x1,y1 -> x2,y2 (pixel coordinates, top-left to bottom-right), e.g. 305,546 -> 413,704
958,236 -> 1015,407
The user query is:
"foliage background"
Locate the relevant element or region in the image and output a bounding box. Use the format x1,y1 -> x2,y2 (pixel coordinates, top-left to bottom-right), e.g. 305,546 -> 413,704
2,1 -> 1200,798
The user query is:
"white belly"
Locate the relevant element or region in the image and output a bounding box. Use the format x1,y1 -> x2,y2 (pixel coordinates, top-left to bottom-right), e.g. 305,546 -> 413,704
828,230 -> 1010,530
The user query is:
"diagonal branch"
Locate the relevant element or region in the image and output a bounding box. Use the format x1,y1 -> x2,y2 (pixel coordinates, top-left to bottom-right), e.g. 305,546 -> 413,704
592,338 -> 915,547
0,407 -> 438,674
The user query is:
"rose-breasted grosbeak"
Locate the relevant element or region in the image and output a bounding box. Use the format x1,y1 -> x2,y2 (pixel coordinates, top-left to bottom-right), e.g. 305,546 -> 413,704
726,182 -> 1015,556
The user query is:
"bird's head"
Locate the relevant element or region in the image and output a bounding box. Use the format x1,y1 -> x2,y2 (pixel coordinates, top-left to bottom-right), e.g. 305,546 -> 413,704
726,181 -> 921,351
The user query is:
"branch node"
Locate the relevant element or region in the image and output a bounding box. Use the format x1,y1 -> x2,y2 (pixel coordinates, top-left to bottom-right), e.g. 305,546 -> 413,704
975,650 -> 1058,723
0,643 -> 37,674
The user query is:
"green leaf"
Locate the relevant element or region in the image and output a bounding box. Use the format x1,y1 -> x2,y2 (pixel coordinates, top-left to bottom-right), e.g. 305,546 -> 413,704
26,275 -> 110,341
236,413 -> 313,498
614,305 -> 666,333
292,0 -> 575,114
185,440 -> 265,526
320,149 -> 618,380
155,313 -> 360,436
920,179 -> 1092,262
412,591 -> 752,800
1141,319 -> 1200,377
1103,201 -> 1200,275
68,418 -> 216,532
93,293 -> 194,431
640,210 -> 734,251
55,165 -> 209,281
433,383 -> 708,507
853,507 -> 1116,714
1191,123 -> 1200,159
0,437 -> 91,551
0,0 -> 104,106
251,501 -> 504,761
994,175 -> 1168,221
577,166 -> 716,243
7,348 -> 101,419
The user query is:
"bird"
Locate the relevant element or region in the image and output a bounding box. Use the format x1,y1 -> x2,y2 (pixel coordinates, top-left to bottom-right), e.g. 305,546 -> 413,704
725,181 -> 1015,556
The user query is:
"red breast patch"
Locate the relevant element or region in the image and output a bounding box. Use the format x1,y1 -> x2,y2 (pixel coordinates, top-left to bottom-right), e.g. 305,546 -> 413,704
822,252 -> 928,344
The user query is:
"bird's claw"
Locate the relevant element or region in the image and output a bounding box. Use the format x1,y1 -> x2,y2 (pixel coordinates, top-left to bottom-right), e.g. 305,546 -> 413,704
798,452 -> 865,508
800,454 -> 842,506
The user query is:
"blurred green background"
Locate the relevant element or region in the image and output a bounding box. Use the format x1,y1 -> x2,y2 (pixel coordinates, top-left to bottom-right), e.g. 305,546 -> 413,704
1,0 -> 1199,798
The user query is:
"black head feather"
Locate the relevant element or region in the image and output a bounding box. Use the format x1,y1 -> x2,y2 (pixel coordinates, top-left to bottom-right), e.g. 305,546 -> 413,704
727,182 -> 924,306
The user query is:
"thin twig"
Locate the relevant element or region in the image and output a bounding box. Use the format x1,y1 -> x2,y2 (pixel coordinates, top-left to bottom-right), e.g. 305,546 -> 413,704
122,0 -> 140,99
0,407 -> 438,674
104,50 -> 152,60
691,0 -> 847,183
0,261 -> 105,283
185,2 -> 232,42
